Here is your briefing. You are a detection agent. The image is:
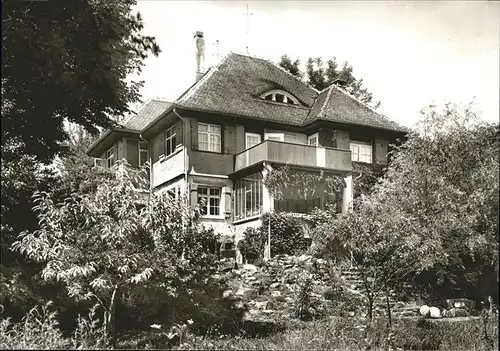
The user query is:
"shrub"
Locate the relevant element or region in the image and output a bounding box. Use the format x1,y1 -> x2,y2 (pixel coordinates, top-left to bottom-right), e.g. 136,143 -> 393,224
261,212 -> 308,257
238,213 -> 307,262
295,277 -> 313,321
238,227 -> 265,264
0,301 -> 68,350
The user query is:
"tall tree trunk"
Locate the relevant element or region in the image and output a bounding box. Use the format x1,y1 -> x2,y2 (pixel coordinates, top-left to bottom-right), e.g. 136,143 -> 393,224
367,294 -> 374,321
386,290 -> 392,327
104,285 -> 119,347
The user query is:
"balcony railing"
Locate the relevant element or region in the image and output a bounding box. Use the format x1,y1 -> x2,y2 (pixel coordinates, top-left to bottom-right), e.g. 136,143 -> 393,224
234,140 -> 351,172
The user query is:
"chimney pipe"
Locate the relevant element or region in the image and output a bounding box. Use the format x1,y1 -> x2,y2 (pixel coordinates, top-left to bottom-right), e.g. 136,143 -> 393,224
194,31 -> 205,82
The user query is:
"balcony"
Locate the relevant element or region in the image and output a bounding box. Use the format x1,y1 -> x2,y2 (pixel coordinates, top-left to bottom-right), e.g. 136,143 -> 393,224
234,140 -> 352,173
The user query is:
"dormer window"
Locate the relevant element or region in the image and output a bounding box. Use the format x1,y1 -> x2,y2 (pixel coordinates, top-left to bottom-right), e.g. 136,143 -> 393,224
260,89 -> 299,105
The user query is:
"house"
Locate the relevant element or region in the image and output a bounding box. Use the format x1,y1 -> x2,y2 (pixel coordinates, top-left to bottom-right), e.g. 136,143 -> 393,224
87,31 -> 407,257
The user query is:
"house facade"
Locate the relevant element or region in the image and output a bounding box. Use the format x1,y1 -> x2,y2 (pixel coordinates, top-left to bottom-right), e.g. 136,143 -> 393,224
87,32 -> 406,256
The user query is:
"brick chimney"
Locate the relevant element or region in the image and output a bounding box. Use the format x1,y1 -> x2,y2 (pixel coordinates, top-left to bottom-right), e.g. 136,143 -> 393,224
194,31 -> 205,82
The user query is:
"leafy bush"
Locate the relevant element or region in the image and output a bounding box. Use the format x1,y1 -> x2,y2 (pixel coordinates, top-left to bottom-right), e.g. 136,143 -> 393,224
0,301 -> 68,349
12,164 -> 219,341
295,277 -> 313,321
238,227 -> 265,264
261,212 -> 308,257
0,301 -> 106,350
238,213 -> 308,263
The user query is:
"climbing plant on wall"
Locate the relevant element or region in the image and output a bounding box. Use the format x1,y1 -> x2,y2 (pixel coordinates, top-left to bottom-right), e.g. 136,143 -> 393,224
263,165 -> 346,200
352,162 -> 386,198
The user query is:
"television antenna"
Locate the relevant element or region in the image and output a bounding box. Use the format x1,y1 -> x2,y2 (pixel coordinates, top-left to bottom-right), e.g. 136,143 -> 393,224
242,4 -> 253,54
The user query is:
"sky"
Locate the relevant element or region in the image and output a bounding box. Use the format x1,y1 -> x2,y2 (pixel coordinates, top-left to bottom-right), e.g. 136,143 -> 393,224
131,0 -> 500,128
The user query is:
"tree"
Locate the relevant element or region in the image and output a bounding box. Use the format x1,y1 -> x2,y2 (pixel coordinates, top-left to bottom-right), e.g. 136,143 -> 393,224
13,165 -> 218,344
52,123 -> 114,199
2,0 -> 160,163
312,101 -> 499,318
278,55 -> 302,79
312,194 -> 439,321
278,55 -> 380,109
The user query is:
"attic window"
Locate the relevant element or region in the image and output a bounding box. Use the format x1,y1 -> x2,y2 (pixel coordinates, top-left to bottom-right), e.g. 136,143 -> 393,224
260,89 -> 299,105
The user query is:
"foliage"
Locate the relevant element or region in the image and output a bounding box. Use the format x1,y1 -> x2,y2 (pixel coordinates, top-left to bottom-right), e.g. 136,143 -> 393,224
312,102 -> 499,319
168,315 -> 497,351
0,153 -> 62,319
308,203 -> 341,229
261,212 -> 308,257
278,55 -> 303,79
264,166 -> 345,200
352,162 -> 386,198
52,123 -> 115,199
72,304 -> 107,349
2,0 -> 160,163
237,213 -> 307,262
0,301 -> 68,350
295,277 -> 313,321
278,55 -> 380,109
238,228 -> 266,264
0,301 -> 107,350
12,164 -> 218,342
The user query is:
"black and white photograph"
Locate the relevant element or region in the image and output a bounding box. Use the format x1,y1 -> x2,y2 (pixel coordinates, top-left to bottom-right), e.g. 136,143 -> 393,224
1,0 -> 499,349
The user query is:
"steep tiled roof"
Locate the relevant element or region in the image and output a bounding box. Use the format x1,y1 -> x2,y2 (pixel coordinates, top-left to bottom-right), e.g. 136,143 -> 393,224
176,52 -> 315,125
175,52 -> 406,133
305,84 -> 406,132
121,99 -> 172,131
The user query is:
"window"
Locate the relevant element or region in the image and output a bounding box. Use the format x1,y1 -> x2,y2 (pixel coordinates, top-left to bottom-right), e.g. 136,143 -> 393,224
245,132 -> 261,149
198,123 -> 221,152
198,186 -> 221,216
350,141 -> 372,163
139,141 -> 148,166
164,125 -> 176,156
260,90 -> 299,105
106,146 -> 115,168
234,173 -> 263,220
308,133 -> 319,146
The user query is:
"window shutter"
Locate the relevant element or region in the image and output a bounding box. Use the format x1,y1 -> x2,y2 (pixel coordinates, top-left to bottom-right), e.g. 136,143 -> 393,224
155,133 -> 165,161
334,130 -> 350,150
190,184 -> 198,209
223,187 -> 232,217
236,125 -> 245,153
126,139 -> 139,167
374,138 -> 388,165
224,124 -> 237,154
112,144 -> 118,164
175,119 -> 183,146
191,120 -> 198,150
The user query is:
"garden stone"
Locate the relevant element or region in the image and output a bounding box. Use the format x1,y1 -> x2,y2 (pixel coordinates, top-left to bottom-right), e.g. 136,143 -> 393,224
243,264 -> 258,272
270,282 -> 280,288
429,306 -> 442,319
255,301 -> 269,310
263,309 -> 274,314
271,291 -> 281,297
222,290 -> 233,299
419,305 -> 430,317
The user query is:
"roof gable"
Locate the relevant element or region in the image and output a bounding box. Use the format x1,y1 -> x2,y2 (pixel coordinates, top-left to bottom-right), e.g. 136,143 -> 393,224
306,84 -> 406,132
175,52 -> 317,125
175,52 -> 406,133
121,99 -> 172,131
